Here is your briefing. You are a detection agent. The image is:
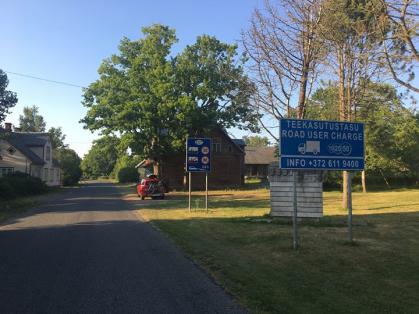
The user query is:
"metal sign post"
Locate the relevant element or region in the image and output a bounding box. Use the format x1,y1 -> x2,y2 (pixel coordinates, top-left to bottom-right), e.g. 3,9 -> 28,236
188,172 -> 192,212
279,118 -> 365,247
292,170 -> 299,249
186,138 -> 211,212
205,173 -> 208,213
347,171 -> 353,242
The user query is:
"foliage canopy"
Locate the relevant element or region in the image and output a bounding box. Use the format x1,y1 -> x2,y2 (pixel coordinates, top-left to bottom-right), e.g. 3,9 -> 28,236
19,106 -> 46,132
82,24 -> 257,162
0,70 -> 18,124
81,136 -> 120,178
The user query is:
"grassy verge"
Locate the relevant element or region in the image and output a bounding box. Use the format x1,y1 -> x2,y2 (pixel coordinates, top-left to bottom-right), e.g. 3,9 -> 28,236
0,187 -> 63,223
138,188 -> 419,313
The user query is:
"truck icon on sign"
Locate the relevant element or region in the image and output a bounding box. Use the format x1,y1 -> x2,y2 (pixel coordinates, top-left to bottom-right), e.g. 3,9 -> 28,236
298,141 -> 320,155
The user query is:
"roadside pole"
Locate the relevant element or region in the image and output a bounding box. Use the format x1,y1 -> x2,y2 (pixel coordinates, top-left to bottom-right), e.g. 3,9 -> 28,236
205,173 -> 208,213
279,118 -> 365,248
293,170 -> 299,250
188,172 -> 192,212
186,138 -> 211,213
348,171 -> 353,242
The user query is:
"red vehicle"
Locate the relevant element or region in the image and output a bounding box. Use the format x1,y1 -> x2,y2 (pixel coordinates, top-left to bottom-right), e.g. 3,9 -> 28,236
136,175 -> 165,200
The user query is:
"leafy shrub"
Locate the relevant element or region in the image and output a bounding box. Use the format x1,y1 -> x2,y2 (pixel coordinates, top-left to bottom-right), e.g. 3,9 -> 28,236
9,171 -> 29,178
112,155 -> 142,182
117,167 -> 138,183
55,148 -> 82,186
81,136 -> 120,179
62,173 -> 80,186
0,173 -> 47,200
0,179 -> 15,199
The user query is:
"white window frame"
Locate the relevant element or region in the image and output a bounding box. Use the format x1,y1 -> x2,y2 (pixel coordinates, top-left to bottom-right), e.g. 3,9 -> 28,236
50,168 -> 54,182
213,137 -> 221,153
45,146 -> 51,161
0,167 -> 14,177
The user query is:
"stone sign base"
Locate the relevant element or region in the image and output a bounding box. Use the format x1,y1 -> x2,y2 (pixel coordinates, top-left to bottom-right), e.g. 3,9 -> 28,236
268,163 -> 324,218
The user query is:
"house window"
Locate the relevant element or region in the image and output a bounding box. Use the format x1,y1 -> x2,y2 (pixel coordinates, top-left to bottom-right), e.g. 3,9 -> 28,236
56,169 -> 60,181
46,146 -> 51,161
228,145 -> 232,153
252,165 -> 258,176
44,168 -> 49,181
0,167 -> 14,177
50,169 -> 54,182
213,138 -> 221,153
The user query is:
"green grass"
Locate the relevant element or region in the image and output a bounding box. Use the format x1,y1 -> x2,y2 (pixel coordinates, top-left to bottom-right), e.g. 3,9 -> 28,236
138,188 -> 419,313
0,187 -> 63,223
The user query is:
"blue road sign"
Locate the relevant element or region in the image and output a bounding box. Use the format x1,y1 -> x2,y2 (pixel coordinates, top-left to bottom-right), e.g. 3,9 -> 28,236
279,118 -> 364,170
186,138 -> 211,172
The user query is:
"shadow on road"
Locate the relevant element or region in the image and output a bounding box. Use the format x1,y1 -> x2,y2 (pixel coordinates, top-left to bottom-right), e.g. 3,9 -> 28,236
0,182 -> 245,313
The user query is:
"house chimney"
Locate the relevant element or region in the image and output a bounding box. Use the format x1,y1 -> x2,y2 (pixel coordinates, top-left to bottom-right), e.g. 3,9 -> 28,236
5,123 -> 12,132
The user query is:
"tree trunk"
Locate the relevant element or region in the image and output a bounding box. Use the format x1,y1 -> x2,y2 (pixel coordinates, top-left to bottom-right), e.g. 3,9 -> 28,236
153,159 -> 160,176
338,49 -> 348,208
346,59 -> 352,121
379,169 -> 392,189
297,62 -> 309,119
338,49 -> 346,122
361,170 -> 367,193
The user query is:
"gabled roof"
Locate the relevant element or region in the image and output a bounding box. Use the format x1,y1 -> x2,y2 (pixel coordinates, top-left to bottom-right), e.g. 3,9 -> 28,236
232,139 -> 246,147
135,159 -> 153,169
245,146 -> 277,165
0,128 -> 47,165
217,128 -> 245,153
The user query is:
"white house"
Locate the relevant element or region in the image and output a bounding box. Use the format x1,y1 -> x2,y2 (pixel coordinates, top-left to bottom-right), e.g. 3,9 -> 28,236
0,123 -> 61,186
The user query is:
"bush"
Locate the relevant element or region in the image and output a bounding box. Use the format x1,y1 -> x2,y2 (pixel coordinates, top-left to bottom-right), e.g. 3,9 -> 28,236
62,173 -> 81,186
112,155 -> 142,183
55,148 -> 82,186
117,167 -> 138,183
0,179 -> 15,199
0,173 -> 47,200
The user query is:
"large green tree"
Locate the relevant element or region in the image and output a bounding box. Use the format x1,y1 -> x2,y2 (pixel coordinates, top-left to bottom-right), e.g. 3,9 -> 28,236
19,106 -> 46,132
48,127 -> 67,150
82,24 -> 257,173
0,69 -> 18,124
307,82 -> 419,185
243,135 -> 270,147
81,136 -> 120,178
357,83 -> 419,181
55,148 -> 82,186
319,0 -> 386,203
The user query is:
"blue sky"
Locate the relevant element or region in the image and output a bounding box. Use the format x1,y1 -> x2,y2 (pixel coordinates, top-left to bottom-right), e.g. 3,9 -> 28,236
1,0 -> 261,156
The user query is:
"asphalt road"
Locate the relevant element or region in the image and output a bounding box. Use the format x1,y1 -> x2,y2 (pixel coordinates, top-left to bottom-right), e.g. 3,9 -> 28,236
0,183 -> 244,314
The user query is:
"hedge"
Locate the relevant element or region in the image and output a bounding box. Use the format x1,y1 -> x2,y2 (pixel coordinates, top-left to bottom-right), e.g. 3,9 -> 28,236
117,167 -> 138,183
0,172 -> 48,200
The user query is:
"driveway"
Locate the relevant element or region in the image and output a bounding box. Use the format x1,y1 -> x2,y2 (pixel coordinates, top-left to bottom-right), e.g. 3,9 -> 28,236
0,182 -> 244,313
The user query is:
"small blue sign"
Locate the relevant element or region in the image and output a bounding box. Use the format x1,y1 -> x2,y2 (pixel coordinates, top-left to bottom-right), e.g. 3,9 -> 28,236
186,138 -> 211,172
279,118 -> 364,170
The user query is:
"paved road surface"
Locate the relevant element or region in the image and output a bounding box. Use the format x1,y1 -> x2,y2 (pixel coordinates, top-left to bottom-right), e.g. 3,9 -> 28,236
0,183 -> 244,313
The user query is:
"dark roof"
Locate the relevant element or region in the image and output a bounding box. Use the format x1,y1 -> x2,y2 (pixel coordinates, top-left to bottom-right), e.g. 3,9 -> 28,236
218,128 -> 245,153
245,146 -> 277,165
135,159 -> 152,169
0,128 -> 47,165
232,139 -> 246,147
